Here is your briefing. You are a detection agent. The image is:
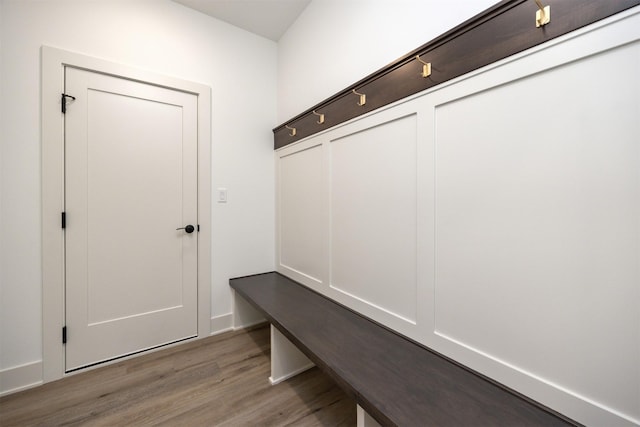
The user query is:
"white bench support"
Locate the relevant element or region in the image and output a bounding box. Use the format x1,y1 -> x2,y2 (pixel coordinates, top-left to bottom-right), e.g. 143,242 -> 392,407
270,325 -> 381,425
269,325 -> 314,385
357,405 -> 382,427
232,289 -> 265,329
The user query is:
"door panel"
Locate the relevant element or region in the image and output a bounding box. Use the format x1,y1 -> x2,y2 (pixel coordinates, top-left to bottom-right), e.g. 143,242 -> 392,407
64,67 -> 198,371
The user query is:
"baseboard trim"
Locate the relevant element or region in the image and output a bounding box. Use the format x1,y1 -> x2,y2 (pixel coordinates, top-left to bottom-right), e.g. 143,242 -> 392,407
269,363 -> 315,385
0,361 -> 43,397
233,319 -> 268,332
210,313 -> 233,335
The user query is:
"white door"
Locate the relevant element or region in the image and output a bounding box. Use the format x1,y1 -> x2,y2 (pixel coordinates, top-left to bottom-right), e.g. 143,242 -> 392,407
64,67 -> 198,371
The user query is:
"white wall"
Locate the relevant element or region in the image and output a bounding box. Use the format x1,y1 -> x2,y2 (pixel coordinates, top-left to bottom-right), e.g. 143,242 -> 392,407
0,0 -> 276,373
277,0 -> 497,122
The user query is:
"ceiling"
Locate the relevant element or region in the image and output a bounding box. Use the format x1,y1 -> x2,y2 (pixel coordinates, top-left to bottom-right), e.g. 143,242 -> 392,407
174,0 -> 312,41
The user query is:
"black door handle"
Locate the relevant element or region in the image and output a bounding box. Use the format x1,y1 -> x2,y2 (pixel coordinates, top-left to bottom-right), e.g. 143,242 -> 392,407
176,225 -> 195,233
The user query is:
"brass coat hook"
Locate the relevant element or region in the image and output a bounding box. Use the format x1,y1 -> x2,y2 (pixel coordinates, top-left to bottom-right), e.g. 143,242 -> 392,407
285,125 -> 296,137
534,0 -> 550,27
312,110 -> 325,124
352,89 -> 366,106
416,55 -> 432,78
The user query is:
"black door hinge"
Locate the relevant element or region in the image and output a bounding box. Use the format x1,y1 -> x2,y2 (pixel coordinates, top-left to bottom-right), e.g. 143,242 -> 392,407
197,224 -> 200,232
61,93 -> 76,114
62,326 -> 67,344
61,212 -> 66,229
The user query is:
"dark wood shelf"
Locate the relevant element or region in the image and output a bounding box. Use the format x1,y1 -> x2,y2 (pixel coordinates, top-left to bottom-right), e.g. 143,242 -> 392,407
273,0 -> 639,149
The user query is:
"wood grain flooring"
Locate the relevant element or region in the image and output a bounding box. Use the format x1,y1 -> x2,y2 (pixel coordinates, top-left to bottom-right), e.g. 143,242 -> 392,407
0,324 -> 356,426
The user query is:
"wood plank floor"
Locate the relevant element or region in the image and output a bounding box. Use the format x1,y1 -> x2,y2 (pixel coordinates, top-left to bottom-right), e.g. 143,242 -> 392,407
0,324 -> 356,426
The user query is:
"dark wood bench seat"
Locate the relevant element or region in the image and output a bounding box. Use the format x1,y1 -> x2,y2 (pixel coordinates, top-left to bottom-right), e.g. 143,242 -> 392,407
230,272 -> 576,426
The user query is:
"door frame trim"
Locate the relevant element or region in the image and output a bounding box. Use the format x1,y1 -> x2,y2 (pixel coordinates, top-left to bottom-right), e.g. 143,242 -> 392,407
41,46 -> 212,382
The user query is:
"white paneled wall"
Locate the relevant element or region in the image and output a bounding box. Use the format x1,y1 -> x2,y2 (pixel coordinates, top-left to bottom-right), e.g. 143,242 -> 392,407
433,40 -> 639,418
330,115 -> 418,323
278,101 -> 432,338
276,9 -> 640,427
279,144 -> 325,284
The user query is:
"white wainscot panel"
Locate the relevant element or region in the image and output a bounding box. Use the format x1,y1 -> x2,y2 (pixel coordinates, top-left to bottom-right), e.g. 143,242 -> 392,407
434,41 -> 639,422
330,114 -> 418,323
279,144 -> 324,283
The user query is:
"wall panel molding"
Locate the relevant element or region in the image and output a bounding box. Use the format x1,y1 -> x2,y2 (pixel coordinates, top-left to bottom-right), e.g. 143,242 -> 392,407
275,8 -> 640,426
431,38 -> 639,425
276,142 -> 327,287
329,114 -> 419,325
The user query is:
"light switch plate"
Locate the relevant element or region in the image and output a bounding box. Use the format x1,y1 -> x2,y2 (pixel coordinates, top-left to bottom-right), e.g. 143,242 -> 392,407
217,188 -> 227,203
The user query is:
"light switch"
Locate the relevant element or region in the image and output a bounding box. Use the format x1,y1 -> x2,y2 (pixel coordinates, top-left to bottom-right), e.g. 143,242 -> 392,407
217,188 -> 227,203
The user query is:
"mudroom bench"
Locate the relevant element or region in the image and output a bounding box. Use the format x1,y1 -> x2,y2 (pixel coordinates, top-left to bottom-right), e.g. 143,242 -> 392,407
230,272 -> 575,426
